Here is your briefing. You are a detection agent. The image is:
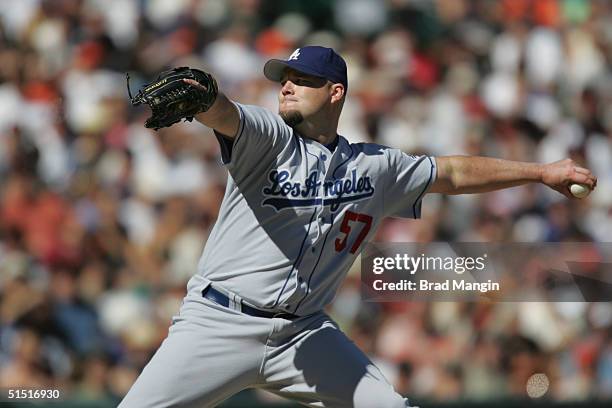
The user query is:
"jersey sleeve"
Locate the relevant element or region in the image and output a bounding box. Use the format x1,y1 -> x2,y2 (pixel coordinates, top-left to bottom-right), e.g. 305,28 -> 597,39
383,150 -> 437,219
214,102 -> 292,171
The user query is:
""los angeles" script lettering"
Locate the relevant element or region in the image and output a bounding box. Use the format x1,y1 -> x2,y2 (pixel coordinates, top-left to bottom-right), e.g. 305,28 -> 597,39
263,169 -> 374,198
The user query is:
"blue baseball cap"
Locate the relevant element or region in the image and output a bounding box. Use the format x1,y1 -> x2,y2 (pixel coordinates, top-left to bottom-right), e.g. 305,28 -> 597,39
264,46 -> 348,91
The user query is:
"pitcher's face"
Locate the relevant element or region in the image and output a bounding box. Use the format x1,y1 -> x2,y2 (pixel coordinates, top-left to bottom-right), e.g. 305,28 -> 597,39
278,68 -> 334,127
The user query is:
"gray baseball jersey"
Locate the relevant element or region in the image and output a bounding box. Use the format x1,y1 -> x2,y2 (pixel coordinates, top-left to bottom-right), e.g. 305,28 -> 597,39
121,102 -> 430,408
187,102 -> 436,316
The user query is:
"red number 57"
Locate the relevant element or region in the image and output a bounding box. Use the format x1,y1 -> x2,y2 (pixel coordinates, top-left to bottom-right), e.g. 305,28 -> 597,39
335,211 -> 373,254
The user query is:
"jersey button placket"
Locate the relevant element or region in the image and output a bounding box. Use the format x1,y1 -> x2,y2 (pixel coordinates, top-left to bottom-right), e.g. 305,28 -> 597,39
314,150 -> 327,240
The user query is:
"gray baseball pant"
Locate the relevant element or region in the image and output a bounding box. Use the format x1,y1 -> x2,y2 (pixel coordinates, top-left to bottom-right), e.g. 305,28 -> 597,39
118,285 -> 415,407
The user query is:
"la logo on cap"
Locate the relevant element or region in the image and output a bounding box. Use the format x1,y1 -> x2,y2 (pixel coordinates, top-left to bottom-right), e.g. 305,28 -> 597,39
288,49 -> 300,61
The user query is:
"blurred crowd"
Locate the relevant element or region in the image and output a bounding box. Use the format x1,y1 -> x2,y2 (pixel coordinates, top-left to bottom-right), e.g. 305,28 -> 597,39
1,0 -> 611,405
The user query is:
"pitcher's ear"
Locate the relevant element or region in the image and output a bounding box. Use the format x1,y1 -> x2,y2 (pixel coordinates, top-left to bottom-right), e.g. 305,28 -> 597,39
330,83 -> 345,103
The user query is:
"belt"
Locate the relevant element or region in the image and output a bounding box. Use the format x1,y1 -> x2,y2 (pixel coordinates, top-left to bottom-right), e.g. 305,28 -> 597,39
202,285 -> 300,320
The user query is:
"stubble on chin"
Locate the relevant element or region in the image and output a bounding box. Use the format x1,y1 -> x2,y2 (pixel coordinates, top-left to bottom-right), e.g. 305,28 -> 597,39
280,110 -> 304,128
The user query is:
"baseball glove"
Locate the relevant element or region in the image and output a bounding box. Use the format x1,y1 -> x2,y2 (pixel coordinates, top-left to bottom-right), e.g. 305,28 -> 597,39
127,67 -> 218,130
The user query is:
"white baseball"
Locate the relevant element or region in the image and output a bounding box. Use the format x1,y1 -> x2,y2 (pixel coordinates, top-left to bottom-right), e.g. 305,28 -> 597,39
526,373 -> 549,398
569,183 -> 590,198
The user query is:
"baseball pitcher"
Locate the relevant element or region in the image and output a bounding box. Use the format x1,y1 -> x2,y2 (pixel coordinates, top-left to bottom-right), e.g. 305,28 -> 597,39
120,46 -> 597,407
